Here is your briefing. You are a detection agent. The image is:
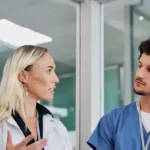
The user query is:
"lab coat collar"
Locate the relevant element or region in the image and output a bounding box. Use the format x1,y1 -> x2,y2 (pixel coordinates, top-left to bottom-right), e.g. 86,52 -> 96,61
7,117 -> 21,130
7,114 -> 57,133
7,103 -> 57,133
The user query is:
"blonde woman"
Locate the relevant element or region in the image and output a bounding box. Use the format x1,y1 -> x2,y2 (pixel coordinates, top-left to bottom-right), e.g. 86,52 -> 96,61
0,45 -> 72,150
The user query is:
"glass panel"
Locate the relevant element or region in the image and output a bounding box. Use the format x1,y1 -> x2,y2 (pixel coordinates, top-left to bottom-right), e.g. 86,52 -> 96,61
132,0 -> 150,102
103,1 -> 131,113
0,0 -> 77,148
104,65 -> 123,113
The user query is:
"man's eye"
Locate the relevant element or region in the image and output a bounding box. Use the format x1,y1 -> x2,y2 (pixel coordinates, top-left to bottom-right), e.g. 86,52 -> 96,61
138,65 -> 142,68
147,68 -> 150,72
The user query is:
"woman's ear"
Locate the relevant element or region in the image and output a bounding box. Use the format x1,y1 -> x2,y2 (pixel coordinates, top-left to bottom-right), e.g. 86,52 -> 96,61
18,71 -> 29,84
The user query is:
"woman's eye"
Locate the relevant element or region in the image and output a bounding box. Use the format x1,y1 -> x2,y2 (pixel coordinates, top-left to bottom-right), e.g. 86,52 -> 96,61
47,69 -> 52,73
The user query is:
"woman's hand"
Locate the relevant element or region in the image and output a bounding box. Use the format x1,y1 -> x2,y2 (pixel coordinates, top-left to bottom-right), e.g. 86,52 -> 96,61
6,131 -> 47,150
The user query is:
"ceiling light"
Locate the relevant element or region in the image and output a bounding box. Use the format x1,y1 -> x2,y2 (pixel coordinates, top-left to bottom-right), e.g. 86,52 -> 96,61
139,16 -> 144,21
0,19 -> 52,48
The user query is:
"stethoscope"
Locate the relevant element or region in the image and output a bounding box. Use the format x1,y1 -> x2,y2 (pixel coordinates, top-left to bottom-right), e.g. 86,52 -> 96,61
137,101 -> 150,150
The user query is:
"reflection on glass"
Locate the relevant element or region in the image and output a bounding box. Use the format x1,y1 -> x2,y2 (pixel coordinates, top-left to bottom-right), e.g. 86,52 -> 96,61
104,65 -> 123,113
104,1 -> 128,113
0,0 -> 76,148
132,0 -> 150,102
0,19 -> 52,48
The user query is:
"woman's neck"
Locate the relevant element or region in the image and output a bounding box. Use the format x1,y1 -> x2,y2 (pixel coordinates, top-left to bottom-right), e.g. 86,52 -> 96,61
20,96 -> 38,119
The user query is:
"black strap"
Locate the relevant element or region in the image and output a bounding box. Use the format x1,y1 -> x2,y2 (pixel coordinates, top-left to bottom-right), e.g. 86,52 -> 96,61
38,114 -> 44,150
12,112 -> 36,146
12,103 -> 53,149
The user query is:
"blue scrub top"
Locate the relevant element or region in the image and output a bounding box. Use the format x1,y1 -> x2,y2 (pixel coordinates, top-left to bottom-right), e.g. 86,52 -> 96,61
87,102 -> 150,150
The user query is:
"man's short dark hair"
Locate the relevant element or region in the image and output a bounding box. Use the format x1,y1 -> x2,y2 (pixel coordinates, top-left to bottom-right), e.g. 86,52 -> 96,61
139,38 -> 150,59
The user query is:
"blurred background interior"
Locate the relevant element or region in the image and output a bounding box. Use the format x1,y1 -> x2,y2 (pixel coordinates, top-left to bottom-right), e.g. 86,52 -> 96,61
0,0 -> 149,149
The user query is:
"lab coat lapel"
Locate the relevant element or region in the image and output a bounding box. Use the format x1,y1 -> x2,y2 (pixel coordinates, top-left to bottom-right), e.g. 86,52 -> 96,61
43,114 -> 56,137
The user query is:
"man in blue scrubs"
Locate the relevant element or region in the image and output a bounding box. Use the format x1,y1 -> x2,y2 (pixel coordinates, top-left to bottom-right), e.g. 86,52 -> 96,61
87,39 -> 150,150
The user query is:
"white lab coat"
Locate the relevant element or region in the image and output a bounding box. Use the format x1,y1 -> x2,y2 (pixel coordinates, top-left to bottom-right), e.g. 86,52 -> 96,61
0,114 -> 73,150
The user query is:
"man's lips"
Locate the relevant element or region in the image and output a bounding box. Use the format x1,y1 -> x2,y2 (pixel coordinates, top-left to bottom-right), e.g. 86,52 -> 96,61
135,79 -> 145,85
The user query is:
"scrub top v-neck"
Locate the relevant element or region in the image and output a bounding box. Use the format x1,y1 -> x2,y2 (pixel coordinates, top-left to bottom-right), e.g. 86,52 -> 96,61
87,102 -> 150,150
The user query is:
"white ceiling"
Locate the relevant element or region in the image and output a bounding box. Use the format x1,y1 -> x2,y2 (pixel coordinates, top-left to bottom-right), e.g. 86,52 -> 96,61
0,0 -> 149,75
0,0 -> 76,75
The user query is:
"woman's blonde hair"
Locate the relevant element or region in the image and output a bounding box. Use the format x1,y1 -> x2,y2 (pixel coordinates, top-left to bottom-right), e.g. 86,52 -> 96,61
0,45 -> 48,121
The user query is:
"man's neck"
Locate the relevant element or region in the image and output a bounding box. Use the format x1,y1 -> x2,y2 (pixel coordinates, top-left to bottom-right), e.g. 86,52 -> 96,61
140,96 -> 150,113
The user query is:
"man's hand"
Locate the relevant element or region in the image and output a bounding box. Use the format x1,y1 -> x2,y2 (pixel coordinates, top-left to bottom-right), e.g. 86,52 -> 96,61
6,131 -> 47,150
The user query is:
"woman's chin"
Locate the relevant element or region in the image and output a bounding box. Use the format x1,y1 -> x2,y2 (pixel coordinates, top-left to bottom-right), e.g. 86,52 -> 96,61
39,94 -> 54,102
45,96 -> 53,101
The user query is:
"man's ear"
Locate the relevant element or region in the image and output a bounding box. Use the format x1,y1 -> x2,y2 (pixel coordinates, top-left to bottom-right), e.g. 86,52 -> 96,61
18,71 -> 29,84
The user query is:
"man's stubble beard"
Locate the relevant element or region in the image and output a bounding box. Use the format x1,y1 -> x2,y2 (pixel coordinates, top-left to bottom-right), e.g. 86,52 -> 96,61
134,88 -> 150,96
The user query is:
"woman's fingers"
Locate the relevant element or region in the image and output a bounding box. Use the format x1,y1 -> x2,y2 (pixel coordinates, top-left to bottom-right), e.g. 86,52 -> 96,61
6,131 -> 12,145
19,134 -> 34,147
6,131 -> 47,150
26,138 -> 48,150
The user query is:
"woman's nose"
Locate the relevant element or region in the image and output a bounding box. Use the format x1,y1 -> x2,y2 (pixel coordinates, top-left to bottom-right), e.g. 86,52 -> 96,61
52,73 -> 59,84
55,75 -> 59,84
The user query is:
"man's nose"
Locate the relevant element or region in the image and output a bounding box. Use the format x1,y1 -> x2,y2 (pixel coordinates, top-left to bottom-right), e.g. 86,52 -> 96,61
136,68 -> 144,79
